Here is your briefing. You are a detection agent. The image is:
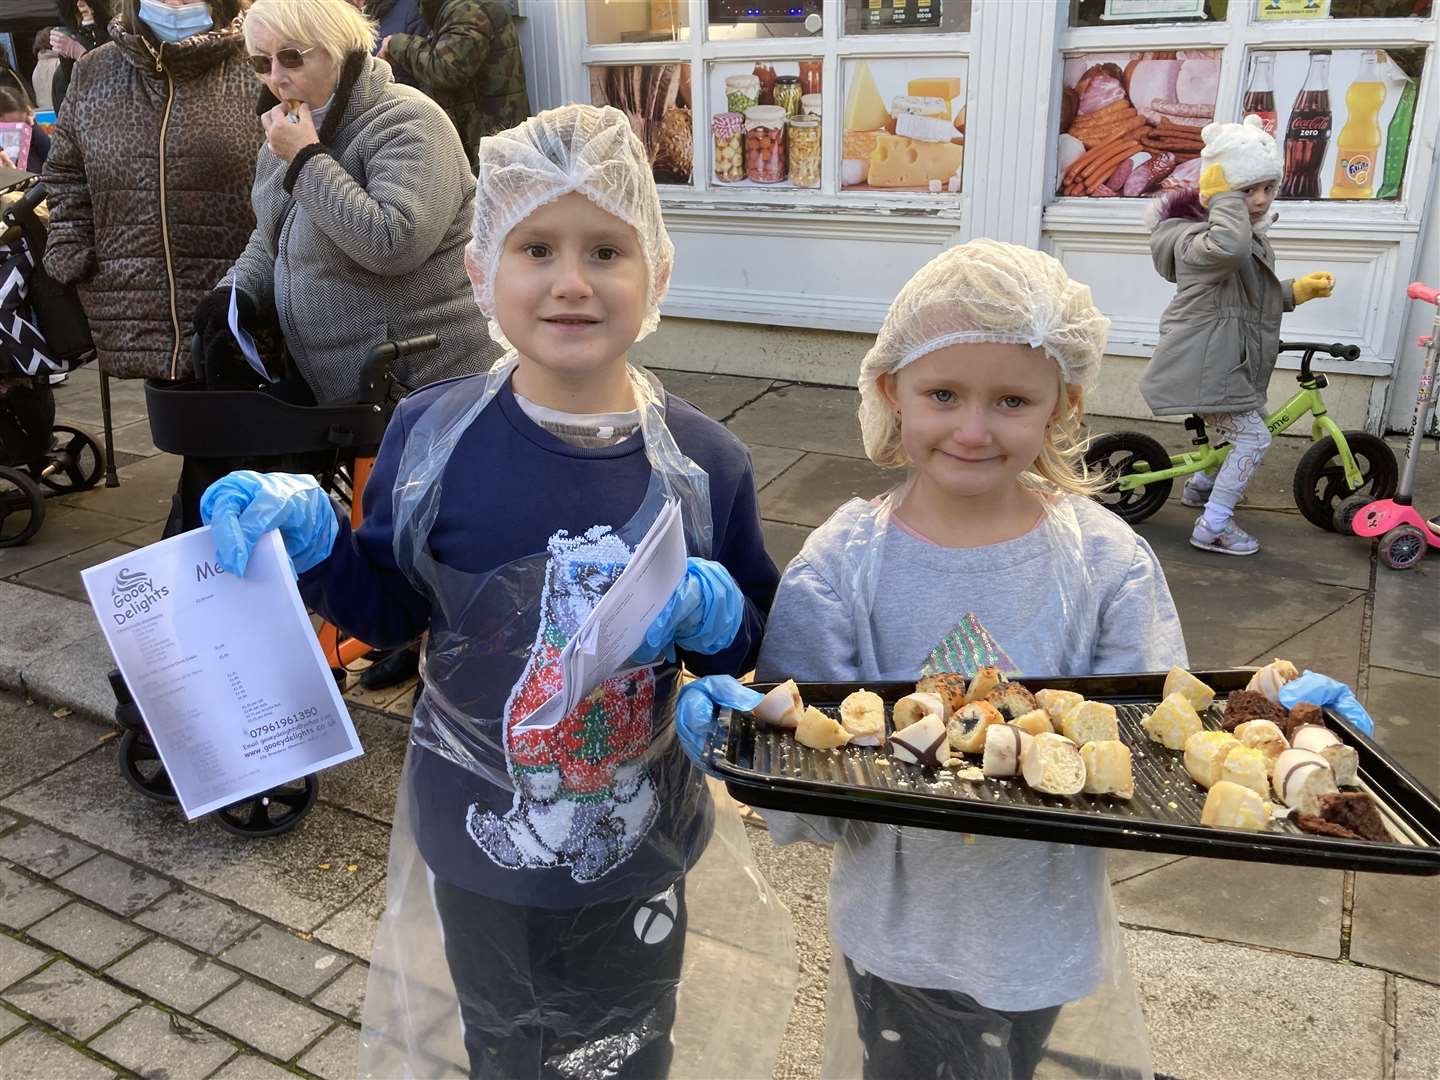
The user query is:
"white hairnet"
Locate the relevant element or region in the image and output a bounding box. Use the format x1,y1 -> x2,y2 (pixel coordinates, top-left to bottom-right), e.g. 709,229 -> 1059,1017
858,239 -> 1110,465
468,104 -> 675,352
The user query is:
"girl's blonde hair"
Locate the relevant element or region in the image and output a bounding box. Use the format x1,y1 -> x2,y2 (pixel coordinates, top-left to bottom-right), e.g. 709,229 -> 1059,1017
244,0 -> 377,69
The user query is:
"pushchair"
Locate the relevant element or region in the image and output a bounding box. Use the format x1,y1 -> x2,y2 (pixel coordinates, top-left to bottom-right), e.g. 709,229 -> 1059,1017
0,168 -> 104,546
108,331 -> 437,836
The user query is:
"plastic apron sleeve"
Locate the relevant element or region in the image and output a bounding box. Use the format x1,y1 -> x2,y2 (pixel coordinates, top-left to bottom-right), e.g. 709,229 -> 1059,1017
816,485 -> 1153,1080
357,356 -> 798,1080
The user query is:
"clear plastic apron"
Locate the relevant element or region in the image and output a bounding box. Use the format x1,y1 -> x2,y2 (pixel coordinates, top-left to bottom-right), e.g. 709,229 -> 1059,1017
358,357 -> 797,1079
816,484 -> 1154,1080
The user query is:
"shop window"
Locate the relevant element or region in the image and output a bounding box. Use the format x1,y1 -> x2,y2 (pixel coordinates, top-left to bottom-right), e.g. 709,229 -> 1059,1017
706,60 -> 824,189
589,64 -> 696,185
840,58 -> 967,194
1255,0 -> 1432,20
586,0 -> 690,45
1249,47 -> 1424,200
843,0 -> 972,35
1056,50 -> 1219,198
1068,0 -> 1225,28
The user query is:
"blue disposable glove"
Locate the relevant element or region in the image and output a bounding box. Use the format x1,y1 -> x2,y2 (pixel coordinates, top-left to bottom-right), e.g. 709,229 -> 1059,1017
200,470 -> 339,577
631,558 -> 746,666
674,675 -> 763,769
1277,670 -> 1375,736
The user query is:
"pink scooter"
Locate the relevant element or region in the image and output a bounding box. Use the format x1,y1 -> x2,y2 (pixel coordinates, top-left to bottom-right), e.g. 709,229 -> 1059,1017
1338,281 -> 1440,570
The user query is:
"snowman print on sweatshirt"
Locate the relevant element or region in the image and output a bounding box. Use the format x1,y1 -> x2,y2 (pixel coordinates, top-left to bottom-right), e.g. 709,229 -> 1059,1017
467,524 -> 658,883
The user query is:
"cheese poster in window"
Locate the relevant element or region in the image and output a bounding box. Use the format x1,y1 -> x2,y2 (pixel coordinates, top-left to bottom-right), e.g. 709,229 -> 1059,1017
589,63 -> 694,185
707,59 -> 823,190
841,57 -> 967,194
1055,50 -> 1220,199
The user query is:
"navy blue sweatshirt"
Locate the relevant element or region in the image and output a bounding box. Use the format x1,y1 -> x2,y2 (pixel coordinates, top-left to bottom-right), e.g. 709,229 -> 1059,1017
300,374 -> 777,907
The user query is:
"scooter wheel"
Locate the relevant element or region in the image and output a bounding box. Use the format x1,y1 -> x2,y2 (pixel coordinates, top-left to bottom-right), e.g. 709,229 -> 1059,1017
1379,524 -> 1427,571
1083,432 -> 1174,524
213,775 -> 319,838
117,730 -> 180,803
1334,493 -> 1374,534
1294,432 -> 1397,532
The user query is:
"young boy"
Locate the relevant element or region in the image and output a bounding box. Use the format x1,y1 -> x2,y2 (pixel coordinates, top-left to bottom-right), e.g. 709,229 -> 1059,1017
1141,114 -> 1334,556
201,104 -> 780,1079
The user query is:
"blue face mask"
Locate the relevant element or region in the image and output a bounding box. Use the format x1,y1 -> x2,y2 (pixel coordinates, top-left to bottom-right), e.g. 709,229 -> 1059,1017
139,0 -> 214,44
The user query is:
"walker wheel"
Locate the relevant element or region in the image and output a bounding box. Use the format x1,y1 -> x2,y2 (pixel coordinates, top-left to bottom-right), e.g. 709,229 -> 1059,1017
1379,524 -> 1428,571
0,465 -> 45,547
38,425 -> 105,493
1334,494 -> 1373,534
214,775 -> 319,838
117,730 -> 180,803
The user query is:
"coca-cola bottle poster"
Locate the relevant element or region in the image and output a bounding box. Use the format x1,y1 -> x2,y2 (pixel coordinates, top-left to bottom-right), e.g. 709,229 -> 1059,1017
1055,51 -> 1220,198
1261,47 -> 1423,202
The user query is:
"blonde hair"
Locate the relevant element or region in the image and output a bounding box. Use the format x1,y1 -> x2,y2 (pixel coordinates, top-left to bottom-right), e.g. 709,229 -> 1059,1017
870,369 -> 1107,499
244,0 -> 377,68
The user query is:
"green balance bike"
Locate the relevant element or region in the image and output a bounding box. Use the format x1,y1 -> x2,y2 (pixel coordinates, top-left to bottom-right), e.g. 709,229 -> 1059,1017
1087,341 -> 1398,530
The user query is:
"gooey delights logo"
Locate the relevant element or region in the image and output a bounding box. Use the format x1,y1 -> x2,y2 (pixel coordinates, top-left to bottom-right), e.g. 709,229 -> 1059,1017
111,566 -> 170,624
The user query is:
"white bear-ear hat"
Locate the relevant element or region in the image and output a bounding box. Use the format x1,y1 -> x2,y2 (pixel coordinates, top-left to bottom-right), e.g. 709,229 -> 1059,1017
1199,113 -> 1284,191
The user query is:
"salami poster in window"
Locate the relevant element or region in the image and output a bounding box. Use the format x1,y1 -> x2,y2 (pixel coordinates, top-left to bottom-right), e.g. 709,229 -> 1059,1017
708,60 -> 825,190
841,58 -> 966,194
1257,48 -> 1423,201
1055,51 -> 1219,198
589,64 -> 694,185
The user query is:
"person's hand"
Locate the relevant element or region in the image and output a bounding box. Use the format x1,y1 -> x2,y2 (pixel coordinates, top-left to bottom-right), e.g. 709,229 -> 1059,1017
1293,272 -> 1335,305
630,558 -> 746,666
1198,163 -> 1232,207
0,150 -> 12,170
378,34 -> 393,60
1277,670 -> 1374,736
261,102 -> 320,163
200,471 -> 339,577
51,31 -> 86,61
675,675 -> 763,768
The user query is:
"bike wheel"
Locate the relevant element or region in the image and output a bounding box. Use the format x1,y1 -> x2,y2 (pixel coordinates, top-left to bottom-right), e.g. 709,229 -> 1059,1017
1084,432 -> 1174,524
214,775 -> 319,838
1333,493 -> 1374,534
38,425 -> 105,493
1293,432 -> 1397,532
117,730 -> 180,803
1379,525 -> 1427,571
0,465 -> 45,547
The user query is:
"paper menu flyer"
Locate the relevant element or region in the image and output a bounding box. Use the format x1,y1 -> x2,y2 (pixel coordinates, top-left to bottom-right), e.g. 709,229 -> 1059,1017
514,498 -> 687,732
81,528 -> 361,820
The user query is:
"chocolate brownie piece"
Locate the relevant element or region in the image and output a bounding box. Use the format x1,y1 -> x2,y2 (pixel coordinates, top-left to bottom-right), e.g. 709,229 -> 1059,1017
1294,813 -> 1361,840
1221,690 -> 1287,731
1282,701 -> 1324,739
1319,792 -> 1391,843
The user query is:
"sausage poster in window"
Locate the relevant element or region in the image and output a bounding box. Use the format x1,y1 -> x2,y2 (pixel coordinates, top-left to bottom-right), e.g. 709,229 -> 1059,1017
841,58 -> 967,195
1055,50 -> 1220,198
590,63 -> 694,185
708,59 -> 823,191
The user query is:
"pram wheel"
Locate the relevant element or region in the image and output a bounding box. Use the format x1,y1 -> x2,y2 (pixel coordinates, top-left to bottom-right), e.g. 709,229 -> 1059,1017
214,775 -> 319,838
0,465 -> 45,547
38,425 -> 104,493
117,730 -> 180,803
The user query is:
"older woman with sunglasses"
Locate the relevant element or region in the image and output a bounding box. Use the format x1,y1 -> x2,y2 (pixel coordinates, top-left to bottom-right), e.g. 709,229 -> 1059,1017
197,0 -> 498,411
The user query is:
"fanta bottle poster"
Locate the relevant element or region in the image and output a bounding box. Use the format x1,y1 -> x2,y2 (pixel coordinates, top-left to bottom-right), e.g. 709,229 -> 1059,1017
1250,47 -> 1423,201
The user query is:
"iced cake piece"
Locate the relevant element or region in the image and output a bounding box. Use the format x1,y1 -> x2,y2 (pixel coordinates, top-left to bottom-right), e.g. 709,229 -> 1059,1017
1034,688 -> 1082,725
1061,700 -> 1119,747
1318,792 -> 1391,843
1201,781 -> 1270,831
1219,745 -> 1271,800
982,724 -> 1031,778
947,701 -> 1003,754
1290,724 -> 1358,786
1163,666 -> 1216,711
1272,748 -> 1338,816
753,679 -> 804,728
889,713 -> 950,769
840,690 -> 886,746
894,691 -> 948,731
1081,740 -> 1134,799
1184,730 -> 1241,789
1221,689 -> 1287,731
1141,692 -> 1204,750
796,706 -> 851,750
1021,733 -> 1086,796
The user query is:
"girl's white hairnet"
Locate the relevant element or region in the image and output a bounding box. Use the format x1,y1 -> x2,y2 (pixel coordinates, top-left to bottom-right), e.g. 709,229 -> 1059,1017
858,239 -> 1110,465
467,104 -> 676,351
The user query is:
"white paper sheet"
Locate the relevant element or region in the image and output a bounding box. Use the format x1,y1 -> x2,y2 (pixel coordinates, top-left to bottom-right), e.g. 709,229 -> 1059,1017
81,528 -> 362,819
515,498 -> 688,731
228,281 -> 275,383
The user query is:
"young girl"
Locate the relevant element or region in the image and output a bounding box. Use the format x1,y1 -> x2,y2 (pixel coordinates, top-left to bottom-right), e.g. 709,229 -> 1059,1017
680,239 -> 1186,1080
1141,114 -> 1334,556
200,104 -> 794,1080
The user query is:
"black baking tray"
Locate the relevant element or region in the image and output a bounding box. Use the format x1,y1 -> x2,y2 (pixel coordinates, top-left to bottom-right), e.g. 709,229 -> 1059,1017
712,669 -> 1440,875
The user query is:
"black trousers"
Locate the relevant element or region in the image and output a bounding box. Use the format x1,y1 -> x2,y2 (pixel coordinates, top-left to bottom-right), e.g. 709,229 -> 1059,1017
432,877 -> 688,1080
845,957 -> 1062,1080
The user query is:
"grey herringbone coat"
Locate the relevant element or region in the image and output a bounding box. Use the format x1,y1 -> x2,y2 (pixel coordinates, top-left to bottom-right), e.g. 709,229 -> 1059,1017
223,52 -> 499,404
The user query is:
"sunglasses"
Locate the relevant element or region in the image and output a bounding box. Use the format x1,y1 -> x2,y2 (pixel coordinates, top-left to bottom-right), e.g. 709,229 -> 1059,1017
246,47 -> 316,75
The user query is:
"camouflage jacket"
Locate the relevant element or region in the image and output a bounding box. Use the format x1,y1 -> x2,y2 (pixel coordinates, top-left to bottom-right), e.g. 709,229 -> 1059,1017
388,0 -> 529,161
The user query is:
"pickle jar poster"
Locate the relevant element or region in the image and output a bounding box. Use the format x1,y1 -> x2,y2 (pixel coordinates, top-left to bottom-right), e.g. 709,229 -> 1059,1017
1245,48 -> 1420,202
